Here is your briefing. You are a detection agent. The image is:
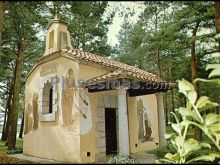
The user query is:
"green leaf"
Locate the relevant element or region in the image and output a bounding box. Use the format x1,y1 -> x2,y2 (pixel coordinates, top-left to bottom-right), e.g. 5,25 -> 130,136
178,108 -> 201,122
208,68 -> 220,78
196,96 -> 216,108
174,136 -> 184,147
186,100 -> 192,110
157,158 -> 176,164
177,79 -> 195,96
187,91 -> 197,105
194,78 -> 220,85
207,123 -> 220,134
208,123 -> 220,130
214,33 -> 220,39
164,133 -> 176,139
170,112 -> 180,123
171,123 -> 182,135
205,113 -> 219,126
186,153 -> 220,164
199,142 -> 211,149
165,153 -> 180,162
206,64 -> 220,71
181,120 -> 193,126
196,96 -> 219,112
183,138 -> 200,155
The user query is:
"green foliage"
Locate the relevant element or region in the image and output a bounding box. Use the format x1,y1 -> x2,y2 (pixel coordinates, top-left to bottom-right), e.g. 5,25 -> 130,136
157,64 -> 220,164
6,147 -> 23,154
116,2 -> 220,126
65,1 -> 115,56
0,2 -> 116,139
0,139 -> 23,154
196,64 -> 220,85
0,2 -> 48,128
149,142 -> 175,159
106,154 -> 138,164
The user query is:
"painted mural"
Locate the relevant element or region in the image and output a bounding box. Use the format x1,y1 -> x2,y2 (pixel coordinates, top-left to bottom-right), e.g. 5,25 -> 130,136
137,98 -> 153,142
32,93 -> 39,130
24,92 -> 39,135
61,68 -> 77,131
24,103 -> 33,135
61,68 -> 92,135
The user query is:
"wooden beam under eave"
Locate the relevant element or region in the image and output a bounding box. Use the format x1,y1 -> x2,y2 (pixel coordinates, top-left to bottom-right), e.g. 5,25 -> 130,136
128,88 -> 168,97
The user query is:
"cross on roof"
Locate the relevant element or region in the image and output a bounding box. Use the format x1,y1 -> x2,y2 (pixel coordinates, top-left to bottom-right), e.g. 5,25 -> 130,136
54,10 -> 60,20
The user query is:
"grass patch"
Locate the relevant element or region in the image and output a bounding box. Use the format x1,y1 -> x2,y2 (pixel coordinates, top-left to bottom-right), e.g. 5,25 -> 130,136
0,138 -> 23,153
0,139 -> 33,164
0,140 -> 7,153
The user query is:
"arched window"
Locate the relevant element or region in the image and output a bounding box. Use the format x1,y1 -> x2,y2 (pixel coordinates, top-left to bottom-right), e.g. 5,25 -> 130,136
42,81 -> 53,114
60,31 -> 68,49
49,87 -> 53,114
49,30 -> 54,48
39,75 -> 58,122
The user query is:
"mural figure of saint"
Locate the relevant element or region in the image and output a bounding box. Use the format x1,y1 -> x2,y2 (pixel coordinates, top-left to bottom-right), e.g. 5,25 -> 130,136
137,99 -> 145,141
143,108 -> 152,141
137,98 -> 152,142
24,103 -> 33,135
32,93 -> 39,130
62,68 -> 76,130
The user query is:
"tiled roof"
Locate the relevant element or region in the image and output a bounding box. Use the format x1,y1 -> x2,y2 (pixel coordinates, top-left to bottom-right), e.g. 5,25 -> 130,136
82,70 -> 175,89
38,48 -> 175,88
84,70 -> 129,85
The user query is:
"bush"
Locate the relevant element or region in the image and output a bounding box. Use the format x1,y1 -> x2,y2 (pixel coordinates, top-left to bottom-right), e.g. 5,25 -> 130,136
106,153 -> 138,164
157,64 -> 220,164
149,142 -> 175,159
6,147 -> 23,154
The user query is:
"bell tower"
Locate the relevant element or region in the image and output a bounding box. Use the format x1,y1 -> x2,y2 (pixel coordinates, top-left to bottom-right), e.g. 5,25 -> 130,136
44,11 -> 73,56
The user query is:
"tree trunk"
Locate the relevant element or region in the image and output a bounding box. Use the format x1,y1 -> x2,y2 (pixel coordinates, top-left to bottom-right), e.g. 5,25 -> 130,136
156,49 -> 161,78
1,109 -> 7,141
0,1 -> 7,65
191,23 -> 202,141
4,104 -> 11,146
170,89 -> 175,122
139,59 -> 142,69
168,55 -> 175,122
164,93 -> 168,126
1,82 -> 13,141
7,39 -> 26,150
154,10 -> 161,79
18,111 -> 24,139
214,1 -> 220,51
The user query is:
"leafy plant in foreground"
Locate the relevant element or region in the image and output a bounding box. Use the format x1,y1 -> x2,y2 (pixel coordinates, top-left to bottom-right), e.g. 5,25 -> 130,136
157,64 -> 220,164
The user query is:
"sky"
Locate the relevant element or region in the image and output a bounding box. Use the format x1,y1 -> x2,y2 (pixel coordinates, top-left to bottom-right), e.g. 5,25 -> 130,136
105,2 -> 146,46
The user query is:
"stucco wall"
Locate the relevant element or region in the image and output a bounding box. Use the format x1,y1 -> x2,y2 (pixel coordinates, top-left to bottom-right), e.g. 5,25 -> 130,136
78,63 -> 114,163
24,56 -> 81,163
80,90 -> 118,163
128,94 -> 159,153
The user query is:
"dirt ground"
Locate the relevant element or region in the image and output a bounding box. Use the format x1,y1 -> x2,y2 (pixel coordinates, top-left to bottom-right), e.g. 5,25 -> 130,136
0,153 -> 34,164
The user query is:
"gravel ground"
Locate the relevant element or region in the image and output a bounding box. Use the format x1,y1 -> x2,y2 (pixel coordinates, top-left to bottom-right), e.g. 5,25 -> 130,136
0,153 -> 34,164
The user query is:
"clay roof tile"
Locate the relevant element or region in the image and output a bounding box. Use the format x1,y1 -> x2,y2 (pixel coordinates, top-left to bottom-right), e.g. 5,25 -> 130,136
39,48 -> 175,87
